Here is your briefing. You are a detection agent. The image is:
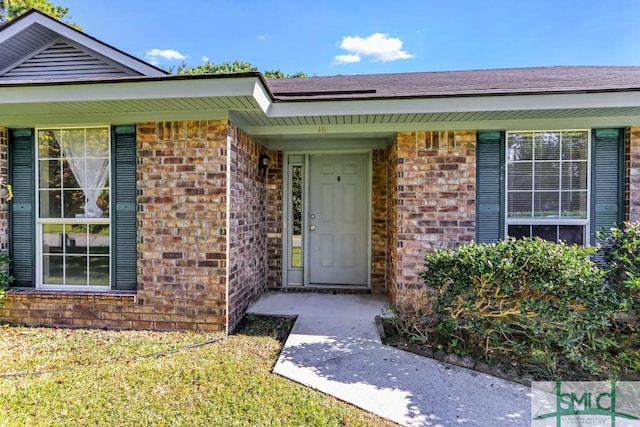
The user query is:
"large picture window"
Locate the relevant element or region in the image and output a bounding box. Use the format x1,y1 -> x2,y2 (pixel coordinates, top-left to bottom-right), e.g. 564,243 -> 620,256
37,127 -> 111,288
506,130 -> 590,245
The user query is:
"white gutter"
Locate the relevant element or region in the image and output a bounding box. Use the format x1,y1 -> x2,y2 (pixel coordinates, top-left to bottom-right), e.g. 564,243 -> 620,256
267,91 -> 640,118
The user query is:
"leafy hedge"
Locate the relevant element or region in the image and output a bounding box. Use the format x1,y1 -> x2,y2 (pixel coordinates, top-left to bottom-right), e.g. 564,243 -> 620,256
597,221 -> 640,311
0,252 -> 12,307
413,238 -> 624,375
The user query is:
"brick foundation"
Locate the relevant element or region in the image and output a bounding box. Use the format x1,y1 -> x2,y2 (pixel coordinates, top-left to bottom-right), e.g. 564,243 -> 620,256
626,127 -> 640,222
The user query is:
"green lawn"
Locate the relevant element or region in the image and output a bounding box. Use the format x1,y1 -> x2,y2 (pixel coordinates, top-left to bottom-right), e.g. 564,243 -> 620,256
0,325 -> 396,427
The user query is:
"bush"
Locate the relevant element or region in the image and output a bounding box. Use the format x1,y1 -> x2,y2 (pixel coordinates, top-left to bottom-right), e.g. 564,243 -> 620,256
411,238 -> 622,375
597,221 -> 640,310
0,252 -> 13,306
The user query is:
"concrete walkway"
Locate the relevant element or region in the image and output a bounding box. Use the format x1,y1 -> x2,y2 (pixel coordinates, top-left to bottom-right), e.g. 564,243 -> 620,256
248,292 -> 531,427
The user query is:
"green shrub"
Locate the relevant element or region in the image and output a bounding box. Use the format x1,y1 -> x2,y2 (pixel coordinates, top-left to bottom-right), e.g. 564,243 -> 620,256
416,238 -> 621,375
597,221 -> 640,310
0,252 -> 13,306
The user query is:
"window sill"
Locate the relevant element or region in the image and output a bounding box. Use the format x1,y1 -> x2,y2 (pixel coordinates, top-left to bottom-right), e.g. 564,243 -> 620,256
4,288 -> 137,303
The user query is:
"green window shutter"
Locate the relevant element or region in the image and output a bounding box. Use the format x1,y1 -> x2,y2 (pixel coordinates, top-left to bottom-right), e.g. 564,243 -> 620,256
476,131 -> 505,243
590,128 -> 624,245
111,125 -> 137,290
8,129 -> 35,287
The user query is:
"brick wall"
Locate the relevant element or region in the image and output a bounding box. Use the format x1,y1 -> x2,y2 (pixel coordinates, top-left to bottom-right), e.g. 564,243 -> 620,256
226,123 -> 269,331
135,120 -> 229,331
626,127 -> 640,222
389,131 -> 476,292
386,139 -> 399,302
266,151 -> 283,288
372,148 -> 388,294
1,120 -> 233,331
0,128 -> 6,252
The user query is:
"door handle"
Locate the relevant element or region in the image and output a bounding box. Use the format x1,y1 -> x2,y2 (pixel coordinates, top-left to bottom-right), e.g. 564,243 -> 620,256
309,225 -> 316,231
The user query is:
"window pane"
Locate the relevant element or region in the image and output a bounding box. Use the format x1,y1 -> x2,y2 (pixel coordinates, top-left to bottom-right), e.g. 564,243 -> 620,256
508,225 -> 531,239
88,225 -> 110,255
89,257 -> 109,286
38,129 -> 60,158
507,133 -> 533,161
291,165 -> 303,268
86,128 -> 110,157
534,191 -> 560,217
562,131 -> 588,161
42,255 -> 63,285
61,129 -> 86,158
66,224 -> 87,255
63,189 -> 85,218
97,189 -> 109,218
42,224 -> 64,254
559,225 -> 584,245
532,225 -> 558,242
534,132 -> 560,160
63,159 -> 82,188
508,191 -> 532,217
534,162 -> 560,190
39,190 -> 62,218
561,191 -> 587,218
39,160 -> 61,188
65,256 -> 87,285
508,163 -> 532,190
562,161 -> 588,190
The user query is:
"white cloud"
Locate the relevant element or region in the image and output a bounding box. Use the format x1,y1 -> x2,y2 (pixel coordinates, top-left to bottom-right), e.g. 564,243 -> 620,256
334,33 -> 413,64
145,48 -> 187,65
332,54 -> 361,65
201,56 -> 210,63
256,35 -> 266,40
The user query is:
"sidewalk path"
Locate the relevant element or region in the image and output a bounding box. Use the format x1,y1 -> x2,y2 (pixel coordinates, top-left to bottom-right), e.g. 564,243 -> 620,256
248,292 -> 531,427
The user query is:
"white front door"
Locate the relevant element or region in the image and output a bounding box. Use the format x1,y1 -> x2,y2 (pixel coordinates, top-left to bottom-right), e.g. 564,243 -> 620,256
307,154 -> 368,285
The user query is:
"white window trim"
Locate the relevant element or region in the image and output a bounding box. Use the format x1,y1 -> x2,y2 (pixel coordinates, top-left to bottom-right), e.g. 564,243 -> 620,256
504,129 -> 592,245
35,126 -> 112,291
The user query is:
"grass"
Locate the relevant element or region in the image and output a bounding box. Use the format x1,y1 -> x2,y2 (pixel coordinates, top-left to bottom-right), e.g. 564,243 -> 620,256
0,320 -> 397,427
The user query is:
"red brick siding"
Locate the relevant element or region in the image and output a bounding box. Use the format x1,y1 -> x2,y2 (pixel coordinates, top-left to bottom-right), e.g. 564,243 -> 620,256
389,131 -> 476,293
626,127 -> 640,222
0,127 -> 6,252
266,151 -> 283,288
372,148 -> 388,294
1,120 -> 232,331
386,139 -> 399,302
226,123 -> 269,331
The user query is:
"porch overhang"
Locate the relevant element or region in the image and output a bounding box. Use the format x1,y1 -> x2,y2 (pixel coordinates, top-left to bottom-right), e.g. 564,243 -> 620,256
1,74 -> 639,138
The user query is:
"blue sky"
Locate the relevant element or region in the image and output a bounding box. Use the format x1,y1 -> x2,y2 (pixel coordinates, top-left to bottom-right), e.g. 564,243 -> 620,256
61,0 -> 640,75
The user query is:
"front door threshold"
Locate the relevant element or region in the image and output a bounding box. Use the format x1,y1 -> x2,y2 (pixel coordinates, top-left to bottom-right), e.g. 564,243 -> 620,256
282,284 -> 371,294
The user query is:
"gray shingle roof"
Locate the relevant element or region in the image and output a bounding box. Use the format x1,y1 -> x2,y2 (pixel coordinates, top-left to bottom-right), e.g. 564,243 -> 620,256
266,66 -> 640,100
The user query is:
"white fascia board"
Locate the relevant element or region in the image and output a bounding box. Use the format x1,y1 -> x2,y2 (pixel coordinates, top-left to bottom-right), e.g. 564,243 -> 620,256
252,81 -> 272,113
247,115 -> 640,136
0,12 -> 165,77
267,91 -> 640,118
0,77 -> 262,104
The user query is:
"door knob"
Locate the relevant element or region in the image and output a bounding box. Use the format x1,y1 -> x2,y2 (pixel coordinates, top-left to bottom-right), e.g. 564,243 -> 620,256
309,225 -> 316,231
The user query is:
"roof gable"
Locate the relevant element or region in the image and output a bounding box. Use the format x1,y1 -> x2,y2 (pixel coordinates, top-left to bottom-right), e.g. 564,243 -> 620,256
0,9 -> 166,80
